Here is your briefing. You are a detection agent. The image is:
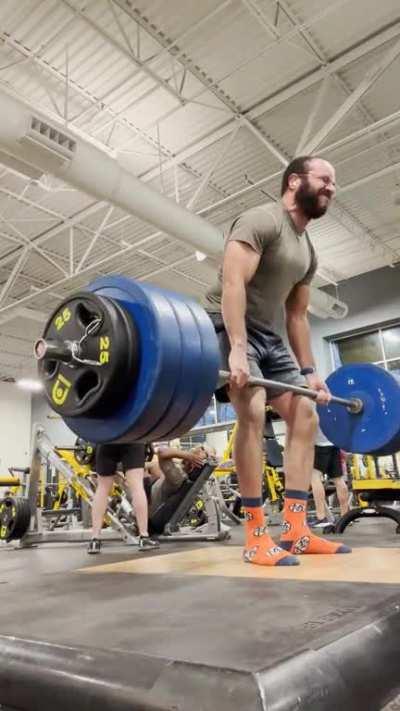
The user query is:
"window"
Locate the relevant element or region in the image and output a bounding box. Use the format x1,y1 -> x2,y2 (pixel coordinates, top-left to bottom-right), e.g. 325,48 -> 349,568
336,332 -> 381,364
331,324 -> 400,382
194,395 -> 236,428
382,326 -> 400,360
216,401 -> 236,423
388,358 -> 400,379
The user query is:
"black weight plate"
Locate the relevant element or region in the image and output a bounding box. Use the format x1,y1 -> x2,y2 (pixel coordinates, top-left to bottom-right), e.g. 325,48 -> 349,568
74,437 -> 96,466
0,497 -> 31,542
39,292 -> 138,417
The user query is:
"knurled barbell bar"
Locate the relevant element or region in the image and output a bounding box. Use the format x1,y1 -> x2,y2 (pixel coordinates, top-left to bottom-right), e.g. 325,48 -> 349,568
33,275 -> 400,455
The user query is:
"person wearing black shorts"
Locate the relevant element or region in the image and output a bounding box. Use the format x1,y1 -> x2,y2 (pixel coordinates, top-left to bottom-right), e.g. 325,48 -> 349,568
310,428 -> 350,528
88,443 -> 159,554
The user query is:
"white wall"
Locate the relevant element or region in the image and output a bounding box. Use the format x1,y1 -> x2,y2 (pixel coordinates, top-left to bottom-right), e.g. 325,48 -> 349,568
0,382 -> 31,472
310,265 -> 400,377
206,430 -> 228,457
31,393 -> 77,447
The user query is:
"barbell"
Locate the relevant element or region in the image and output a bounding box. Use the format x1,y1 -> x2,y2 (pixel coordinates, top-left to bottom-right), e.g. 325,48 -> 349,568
34,275 -> 400,455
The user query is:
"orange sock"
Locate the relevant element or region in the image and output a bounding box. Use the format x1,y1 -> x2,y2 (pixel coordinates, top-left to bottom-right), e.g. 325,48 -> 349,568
280,490 -> 351,555
243,499 -> 299,566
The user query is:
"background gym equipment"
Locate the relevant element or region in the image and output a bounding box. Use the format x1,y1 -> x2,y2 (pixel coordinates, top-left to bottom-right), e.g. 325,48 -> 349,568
0,427 -> 137,547
49,438 -> 96,467
0,427 -> 228,546
0,477 -> 21,488
334,452 -> 400,534
35,276 -> 400,455
213,418 -> 285,526
0,496 -> 31,542
73,438 -> 96,466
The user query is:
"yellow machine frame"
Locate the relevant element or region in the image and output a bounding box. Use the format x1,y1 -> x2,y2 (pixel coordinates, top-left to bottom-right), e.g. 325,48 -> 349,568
213,420 -> 284,506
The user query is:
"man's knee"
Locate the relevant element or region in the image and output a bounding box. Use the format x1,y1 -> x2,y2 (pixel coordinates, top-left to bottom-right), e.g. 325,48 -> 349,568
288,396 -> 318,433
230,387 -> 266,429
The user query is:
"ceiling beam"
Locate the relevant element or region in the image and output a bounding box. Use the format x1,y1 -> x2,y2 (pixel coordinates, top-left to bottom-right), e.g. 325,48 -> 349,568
139,19 -> 400,183
0,247 -> 29,306
303,37 -> 400,153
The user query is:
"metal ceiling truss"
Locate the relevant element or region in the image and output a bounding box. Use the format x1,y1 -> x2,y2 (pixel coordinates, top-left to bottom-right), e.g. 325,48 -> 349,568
0,31 -> 175,163
302,37 -> 400,154
139,19 -> 400,184
0,3 -> 399,320
108,0 -> 400,267
60,0 -> 187,106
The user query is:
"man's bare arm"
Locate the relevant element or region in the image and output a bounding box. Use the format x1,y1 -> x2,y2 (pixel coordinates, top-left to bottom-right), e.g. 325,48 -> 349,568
156,448 -> 204,466
285,283 -> 330,403
285,283 -> 314,368
221,241 -> 260,386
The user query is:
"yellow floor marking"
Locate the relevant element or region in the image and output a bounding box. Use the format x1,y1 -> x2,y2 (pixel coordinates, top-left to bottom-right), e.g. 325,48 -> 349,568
78,546 -> 400,584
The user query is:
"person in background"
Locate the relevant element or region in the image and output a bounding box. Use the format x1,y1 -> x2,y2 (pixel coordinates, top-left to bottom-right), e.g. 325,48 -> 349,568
148,443 -> 216,517
88,442 -> 159,554
310,426 -> 350,528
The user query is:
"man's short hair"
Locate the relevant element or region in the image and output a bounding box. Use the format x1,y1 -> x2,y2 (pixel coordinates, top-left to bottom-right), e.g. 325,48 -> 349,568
281,155 -> 321,196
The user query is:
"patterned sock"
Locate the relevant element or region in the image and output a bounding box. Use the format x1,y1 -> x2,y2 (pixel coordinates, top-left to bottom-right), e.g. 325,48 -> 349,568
242,498 -> 299,566
280,490 -> 351,555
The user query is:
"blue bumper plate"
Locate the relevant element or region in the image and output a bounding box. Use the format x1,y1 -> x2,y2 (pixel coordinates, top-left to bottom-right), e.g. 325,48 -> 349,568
318,363 -> 400,455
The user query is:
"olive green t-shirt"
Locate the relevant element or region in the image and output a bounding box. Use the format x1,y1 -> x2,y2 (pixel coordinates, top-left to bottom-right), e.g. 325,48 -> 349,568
203,202 -> 317,331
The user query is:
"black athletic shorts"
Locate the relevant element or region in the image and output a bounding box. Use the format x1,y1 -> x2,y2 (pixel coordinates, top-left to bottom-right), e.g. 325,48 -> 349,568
314,445 -> 343,478
208,313 -> 305,402
95,443 -> 145,477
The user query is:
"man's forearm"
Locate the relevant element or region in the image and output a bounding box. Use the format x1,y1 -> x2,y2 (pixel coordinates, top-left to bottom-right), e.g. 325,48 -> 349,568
157,448 -> 190,461
286,314 -> 315,368
221,281 -> 248,348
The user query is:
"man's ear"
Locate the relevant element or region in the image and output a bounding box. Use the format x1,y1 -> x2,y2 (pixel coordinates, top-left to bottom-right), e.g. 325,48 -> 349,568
288,173 -> 301,191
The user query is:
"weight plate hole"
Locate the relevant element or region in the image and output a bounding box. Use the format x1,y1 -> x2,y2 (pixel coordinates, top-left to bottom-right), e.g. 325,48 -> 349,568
43,359 -> 58,378
76,303 -> 100,329
76,370 -> 100,402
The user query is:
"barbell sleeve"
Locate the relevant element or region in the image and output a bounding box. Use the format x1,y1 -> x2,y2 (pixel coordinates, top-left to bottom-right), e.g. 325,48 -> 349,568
34,338 -> 74,363
218,370 -> 363,414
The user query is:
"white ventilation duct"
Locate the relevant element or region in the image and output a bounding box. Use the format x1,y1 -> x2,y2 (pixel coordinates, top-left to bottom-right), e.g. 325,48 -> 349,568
307,288 -> 348,320
0,89 -> 348,319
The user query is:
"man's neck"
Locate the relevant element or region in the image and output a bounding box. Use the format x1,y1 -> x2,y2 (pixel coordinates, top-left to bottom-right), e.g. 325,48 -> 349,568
281,194 -> 309,234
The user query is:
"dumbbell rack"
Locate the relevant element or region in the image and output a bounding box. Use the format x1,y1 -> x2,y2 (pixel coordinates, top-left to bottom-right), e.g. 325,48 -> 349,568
13,426 -> 138,548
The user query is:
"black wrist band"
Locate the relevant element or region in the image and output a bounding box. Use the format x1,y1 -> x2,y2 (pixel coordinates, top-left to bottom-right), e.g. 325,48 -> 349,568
300,366 -> 316,376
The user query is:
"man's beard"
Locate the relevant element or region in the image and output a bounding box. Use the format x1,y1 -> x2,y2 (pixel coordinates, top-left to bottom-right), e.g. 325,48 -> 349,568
296,178 -> 330,219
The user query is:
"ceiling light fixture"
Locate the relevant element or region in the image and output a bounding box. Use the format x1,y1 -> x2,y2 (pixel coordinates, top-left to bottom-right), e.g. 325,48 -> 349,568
16,378 -> 43,392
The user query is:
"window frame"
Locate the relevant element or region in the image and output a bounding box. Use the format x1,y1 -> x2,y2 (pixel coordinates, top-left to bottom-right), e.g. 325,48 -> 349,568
329,322 -> 400,372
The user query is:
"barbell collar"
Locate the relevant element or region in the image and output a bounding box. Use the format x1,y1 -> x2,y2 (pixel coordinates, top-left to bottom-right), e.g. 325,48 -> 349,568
218,370 -> 363,415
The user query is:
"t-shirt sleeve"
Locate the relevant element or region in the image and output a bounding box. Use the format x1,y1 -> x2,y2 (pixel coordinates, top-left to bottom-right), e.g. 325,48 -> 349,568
298,238 -> 318,285
224,206 -> 278,255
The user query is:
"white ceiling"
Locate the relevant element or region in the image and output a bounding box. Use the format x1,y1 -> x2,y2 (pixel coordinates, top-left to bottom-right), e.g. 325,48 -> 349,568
0,0 -> 400,381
